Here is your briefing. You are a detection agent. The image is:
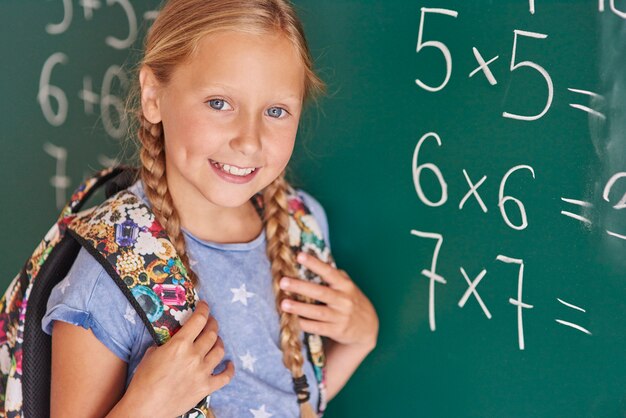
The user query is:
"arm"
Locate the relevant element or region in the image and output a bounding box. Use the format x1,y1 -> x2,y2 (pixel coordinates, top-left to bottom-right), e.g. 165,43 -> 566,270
279,252 -> 379,402
51,302 -> 233,418
324,337 -> 375,401
50,321 -> 128,417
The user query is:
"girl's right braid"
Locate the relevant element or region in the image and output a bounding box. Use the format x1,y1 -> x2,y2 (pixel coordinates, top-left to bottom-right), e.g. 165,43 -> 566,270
263,174 -> 317,418
137,115 -> 199,288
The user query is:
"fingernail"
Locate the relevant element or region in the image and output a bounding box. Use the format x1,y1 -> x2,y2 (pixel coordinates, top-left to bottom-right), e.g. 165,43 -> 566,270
197,301 -> 209,314
297,253 -> 306,263
281,300 -> 292,310
280,277 -> 289,289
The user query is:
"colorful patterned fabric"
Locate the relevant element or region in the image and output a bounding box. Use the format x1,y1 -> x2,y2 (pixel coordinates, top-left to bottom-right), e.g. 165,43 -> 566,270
0,167 -> 332,417
67,190 -> 199,346
286,189 -> 334,414
0,167 -> 118,417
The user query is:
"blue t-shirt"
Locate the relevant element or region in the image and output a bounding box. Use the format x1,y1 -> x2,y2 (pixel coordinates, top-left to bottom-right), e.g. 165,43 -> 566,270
41,180 -> 330,417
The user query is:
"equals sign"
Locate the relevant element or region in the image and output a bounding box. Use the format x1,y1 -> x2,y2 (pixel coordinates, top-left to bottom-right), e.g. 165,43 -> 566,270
560,197 -> 593,225
567,88 -> 605,120
555,298 -> 591,336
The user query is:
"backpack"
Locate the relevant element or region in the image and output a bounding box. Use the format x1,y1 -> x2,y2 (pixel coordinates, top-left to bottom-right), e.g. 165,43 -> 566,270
0,166 -> 332,418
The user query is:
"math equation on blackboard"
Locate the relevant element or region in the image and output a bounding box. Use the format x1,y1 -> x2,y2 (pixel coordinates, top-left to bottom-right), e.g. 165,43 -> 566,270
36,0 -> 160,209
410,1 -> 625,350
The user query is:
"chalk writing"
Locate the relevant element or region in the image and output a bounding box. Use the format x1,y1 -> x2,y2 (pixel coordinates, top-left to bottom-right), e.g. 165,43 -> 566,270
105,0 -> 137,50
38,53 -> 69,127
469,47 -> 499,85
412,132 -> 448,207
415,8 -> 459,92
555,298 -> 591,335
79,0 -> 101,20
459,170 -> 488,213
410,230 -> 446,331
568,87 -> 605,120
502,30 -> 553,121
407,2 -> 626,354
38,0 -> 157,204
458,268 -> 491,319
46,0 -> 72,35
496,255 -> 533,350
43,143 -> 70,210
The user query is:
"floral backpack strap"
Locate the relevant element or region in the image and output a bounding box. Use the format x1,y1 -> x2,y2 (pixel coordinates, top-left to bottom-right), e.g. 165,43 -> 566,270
67,190 -> 210,417
68,190 -> 211,417
285,186 -> 334,416
67,190 -> 198,345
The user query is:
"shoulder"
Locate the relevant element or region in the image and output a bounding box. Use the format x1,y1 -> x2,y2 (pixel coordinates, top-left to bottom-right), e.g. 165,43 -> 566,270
295,189 -> 324,217
42,247 -> 143,362
44,246 -> 110,311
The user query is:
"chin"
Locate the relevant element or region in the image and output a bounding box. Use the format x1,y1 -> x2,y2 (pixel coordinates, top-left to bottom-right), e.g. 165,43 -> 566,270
202,188 -> 258,209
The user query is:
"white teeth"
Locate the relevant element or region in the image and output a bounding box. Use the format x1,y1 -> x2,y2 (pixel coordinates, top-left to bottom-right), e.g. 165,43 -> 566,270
213,161 -> 256,176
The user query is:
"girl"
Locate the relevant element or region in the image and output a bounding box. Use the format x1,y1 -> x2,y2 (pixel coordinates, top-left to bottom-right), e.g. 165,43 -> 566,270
41,0 -> 378,417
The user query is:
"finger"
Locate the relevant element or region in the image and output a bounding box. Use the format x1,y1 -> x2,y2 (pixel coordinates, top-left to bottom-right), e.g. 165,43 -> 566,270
207,360 -> 235,393
204,337 -> 226,371
194,315 -> 219,353
296,253 -> 349,288
174,301 -> 210,341
298,318 -> 334,338
281,299 -> 337,323
280,277 -> 342,305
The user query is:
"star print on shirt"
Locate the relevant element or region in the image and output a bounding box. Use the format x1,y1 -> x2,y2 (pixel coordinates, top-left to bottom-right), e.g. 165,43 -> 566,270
230,283 -> 255,306
58,274 -> 71,294
239,351 -> 257,372
124,304 -> 136,324
250,405 -> 273,418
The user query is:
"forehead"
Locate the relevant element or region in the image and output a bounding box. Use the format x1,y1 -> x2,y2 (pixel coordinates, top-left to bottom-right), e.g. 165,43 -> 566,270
169,30 -> 306,96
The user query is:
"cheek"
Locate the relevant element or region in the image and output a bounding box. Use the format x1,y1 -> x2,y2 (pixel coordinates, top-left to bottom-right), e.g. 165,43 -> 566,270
162,109 -> 219,156
267,127 -> 298,167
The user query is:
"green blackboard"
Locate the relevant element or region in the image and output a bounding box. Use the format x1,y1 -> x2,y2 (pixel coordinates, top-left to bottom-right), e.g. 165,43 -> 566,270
1,1 -> 626,417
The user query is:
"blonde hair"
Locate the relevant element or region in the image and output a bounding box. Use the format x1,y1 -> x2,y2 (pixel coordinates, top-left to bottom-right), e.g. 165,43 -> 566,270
131,1 -> 325,416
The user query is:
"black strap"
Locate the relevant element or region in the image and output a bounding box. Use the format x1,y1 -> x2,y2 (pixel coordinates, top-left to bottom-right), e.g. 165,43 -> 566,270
293,375 -> 311,403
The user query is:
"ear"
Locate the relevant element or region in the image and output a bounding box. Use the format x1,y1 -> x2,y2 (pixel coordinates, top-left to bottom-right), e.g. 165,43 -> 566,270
139,66 -> 162,124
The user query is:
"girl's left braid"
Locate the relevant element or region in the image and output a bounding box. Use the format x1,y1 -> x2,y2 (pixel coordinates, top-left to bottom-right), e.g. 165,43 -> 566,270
137,115 -> 199,287
264,174 -> 318,418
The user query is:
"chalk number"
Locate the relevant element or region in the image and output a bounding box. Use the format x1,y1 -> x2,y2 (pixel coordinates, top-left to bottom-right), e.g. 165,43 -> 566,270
502,30 -> 554,121
415,8 -> 459,92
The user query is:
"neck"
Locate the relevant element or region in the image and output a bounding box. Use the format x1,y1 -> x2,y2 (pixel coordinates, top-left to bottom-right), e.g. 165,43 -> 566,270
164,173 -> 264,245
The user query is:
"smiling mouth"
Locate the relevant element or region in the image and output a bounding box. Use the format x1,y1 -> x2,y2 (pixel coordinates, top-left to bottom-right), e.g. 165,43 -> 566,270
209,159 -> 257,177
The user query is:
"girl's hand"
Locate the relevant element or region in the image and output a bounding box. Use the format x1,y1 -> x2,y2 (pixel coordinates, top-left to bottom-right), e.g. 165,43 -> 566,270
122,301 -> 234,417
279,253 -> 379,350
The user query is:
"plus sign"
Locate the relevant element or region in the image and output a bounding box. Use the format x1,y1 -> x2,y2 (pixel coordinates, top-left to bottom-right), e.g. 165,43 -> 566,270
144,10 -> 159,22
78,76 -> 100,115
79,0 -> 101,20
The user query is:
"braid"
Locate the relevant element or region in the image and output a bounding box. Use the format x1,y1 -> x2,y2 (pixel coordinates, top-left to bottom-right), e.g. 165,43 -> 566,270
137,115 -> 199,288
138,115 -> 216,417
264,174 -> 317,418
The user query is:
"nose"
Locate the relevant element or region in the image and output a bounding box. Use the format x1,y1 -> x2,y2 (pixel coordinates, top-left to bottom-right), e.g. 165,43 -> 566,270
230,110 -> 262,156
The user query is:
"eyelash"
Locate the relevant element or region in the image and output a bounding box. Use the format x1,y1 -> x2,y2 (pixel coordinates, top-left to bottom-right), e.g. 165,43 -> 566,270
206,98 -> 290,119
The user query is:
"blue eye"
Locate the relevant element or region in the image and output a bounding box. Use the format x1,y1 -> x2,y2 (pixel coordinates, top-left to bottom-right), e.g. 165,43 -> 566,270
267,107 -> 286,118
207,99 -> 231,111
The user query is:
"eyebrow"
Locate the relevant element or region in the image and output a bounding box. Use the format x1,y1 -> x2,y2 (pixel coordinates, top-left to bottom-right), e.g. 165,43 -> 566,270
202,84 -> 303,102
